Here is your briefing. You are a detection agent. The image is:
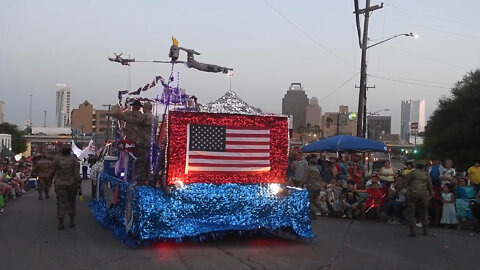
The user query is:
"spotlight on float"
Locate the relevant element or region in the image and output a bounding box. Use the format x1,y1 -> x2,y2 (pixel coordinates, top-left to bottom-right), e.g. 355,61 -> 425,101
120,172 -> 125,178
174,180 -> 185,189
269,183 -> 282,195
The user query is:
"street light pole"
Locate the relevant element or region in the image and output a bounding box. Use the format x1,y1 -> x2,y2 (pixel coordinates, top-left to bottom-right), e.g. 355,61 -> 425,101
355,0 -> 383,138
354,1 -> 415,138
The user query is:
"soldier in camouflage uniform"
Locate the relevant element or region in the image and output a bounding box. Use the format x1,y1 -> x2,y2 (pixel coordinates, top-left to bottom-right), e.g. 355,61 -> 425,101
110,100 -> 144,183
404,161 -> 433,237
50,146 -> 81,230
111,100 -> 153,185
135,101 -> 154,186
116,100 -> 143,142
34,155 -> 53,200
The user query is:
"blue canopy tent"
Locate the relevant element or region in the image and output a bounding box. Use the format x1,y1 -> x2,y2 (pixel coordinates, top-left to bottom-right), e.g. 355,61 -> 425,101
301,135 -> 388,153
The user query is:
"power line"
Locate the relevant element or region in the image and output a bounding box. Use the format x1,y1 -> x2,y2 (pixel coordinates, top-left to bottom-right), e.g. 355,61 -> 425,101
386,16 -> 480,40
319,72 -> 360,103
368,74 -> 452,89
386,44 -> 468,70
384,2 -> 480,29
368,74 -> 453,86
263,0 -> 359,69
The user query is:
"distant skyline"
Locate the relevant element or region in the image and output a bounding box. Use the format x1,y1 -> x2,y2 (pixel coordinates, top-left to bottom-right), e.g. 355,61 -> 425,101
1,0 -> 479,134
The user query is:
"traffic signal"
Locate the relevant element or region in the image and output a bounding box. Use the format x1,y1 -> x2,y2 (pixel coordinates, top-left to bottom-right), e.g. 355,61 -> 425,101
413,149 -> 418,154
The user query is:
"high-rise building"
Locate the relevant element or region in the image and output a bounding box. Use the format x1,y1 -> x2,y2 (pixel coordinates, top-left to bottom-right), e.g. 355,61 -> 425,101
56,84 -> 71,128
71,100 -> 111,135
306,97 -> 322,127
0,100 -> 4,123
321,105 -> 357,138
400,99 -> 425,143
282,83 -> 309,131
367,115 -> 391,141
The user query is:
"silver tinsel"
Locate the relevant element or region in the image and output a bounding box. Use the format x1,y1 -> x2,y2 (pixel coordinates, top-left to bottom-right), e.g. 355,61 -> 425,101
199,91 -> 264,115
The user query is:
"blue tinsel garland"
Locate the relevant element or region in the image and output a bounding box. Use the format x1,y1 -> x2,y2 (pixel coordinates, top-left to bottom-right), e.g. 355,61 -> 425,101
90,173 -> 314,247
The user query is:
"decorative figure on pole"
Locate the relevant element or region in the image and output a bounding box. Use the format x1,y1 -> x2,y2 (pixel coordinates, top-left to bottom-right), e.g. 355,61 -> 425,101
170,37 -> 233,74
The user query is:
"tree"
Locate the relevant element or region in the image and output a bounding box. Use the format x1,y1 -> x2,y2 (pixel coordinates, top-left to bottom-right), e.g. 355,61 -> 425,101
424,69 -> 480,170
0,122 -> 27,154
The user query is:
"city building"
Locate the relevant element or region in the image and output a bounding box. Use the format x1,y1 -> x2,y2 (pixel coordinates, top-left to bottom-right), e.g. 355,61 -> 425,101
282,83 -> 309,131
321,105 -> 357,138
367,115 -> 391,141
400,99 -> 426,143
71,100 -> 111,135
56,84 -> 71,128
0,100 -> 4,123
306,97 -> 322,127
0,134 -> 12,150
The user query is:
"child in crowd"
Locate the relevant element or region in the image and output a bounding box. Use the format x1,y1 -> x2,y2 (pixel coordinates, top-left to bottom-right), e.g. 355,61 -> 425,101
327,179 -> 343,217
315,183 -> 329,216
440,183 -> 459,228
363,182 -> 384,221
342,180 -> 363,219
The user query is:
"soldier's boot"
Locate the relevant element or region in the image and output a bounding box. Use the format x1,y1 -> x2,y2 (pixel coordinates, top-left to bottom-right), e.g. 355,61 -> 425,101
38,193 -> 42,200
45,193 -> 50,199
69,215 -> 75,228
58,218 -> 65,230
408,225 -> 416,237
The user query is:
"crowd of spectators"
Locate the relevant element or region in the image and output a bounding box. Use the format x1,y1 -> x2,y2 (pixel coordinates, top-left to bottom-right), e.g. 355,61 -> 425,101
287,153 -> 480,232
0,157 -> 33,214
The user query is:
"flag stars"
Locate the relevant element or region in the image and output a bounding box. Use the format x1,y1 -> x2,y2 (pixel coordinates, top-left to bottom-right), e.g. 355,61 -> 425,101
189,124 -> 226,151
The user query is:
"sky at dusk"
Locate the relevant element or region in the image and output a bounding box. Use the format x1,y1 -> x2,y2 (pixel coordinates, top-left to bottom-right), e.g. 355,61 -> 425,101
1,0 -> 479,134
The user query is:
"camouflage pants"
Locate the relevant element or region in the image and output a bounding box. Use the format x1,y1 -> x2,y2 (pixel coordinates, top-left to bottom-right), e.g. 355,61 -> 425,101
405,192 -> 429,227
134,145 -> 150,186
55,185 -> 77,218
37,177 -> 52,194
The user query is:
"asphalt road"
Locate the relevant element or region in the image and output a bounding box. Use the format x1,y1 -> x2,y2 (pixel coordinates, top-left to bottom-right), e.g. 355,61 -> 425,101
1,180 -> 478,270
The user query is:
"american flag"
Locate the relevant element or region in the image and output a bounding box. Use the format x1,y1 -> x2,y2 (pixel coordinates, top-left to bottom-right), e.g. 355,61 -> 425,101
186,124 -> 270,173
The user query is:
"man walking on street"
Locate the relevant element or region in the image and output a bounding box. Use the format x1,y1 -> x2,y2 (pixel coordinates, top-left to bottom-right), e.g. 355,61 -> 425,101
405,161 -> 433,237
34,155 -> 53,200
50,146 -> 81,230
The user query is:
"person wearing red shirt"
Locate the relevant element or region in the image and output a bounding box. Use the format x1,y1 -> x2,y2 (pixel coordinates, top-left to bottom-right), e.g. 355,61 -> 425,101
362,182 -> 384,221
348,163 -> 363,186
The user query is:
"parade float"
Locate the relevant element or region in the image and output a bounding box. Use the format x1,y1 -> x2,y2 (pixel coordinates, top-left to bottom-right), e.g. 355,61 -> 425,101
89,38 -> 314,247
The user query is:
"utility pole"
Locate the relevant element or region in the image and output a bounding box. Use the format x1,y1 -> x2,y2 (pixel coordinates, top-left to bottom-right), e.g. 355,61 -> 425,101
355,84 -> 375,138
354,0 -> 383,137
29,94 -> 33,126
